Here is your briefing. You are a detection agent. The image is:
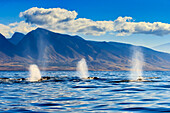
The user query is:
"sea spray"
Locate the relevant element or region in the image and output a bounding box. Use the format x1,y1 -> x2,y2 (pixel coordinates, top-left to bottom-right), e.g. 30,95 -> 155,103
28,64 -> 41,82
130,46 -> 144,80
76,58 -> 89,79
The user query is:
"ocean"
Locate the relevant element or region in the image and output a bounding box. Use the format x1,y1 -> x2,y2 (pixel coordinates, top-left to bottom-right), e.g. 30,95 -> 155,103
0,71 -> 169,113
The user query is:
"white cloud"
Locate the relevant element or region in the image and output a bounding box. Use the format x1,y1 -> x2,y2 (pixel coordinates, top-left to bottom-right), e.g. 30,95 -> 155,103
0,7 -> 170,38
19,7 -> 115,36
9,21 -> 37,34
20,7 -> 170,36
113,17 -> 170,36
0,24 -> 11,37
0,21 -> 37,38
19,7 -> 78,25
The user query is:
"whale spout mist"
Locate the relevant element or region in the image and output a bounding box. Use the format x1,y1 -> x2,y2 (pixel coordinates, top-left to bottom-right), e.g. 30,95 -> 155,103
28,64 -> 41,82
76,58 -> 89,79
130,46 -> 144,80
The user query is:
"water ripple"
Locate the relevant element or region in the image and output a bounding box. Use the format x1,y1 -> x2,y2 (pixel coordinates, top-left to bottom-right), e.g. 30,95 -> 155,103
0,71 -> 169,112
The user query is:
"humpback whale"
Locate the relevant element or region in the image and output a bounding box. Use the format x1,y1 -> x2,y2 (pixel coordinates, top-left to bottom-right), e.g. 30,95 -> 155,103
0,76 -> 159,83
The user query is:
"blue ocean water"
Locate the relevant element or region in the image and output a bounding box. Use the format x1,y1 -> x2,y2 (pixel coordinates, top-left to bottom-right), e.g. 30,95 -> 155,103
0,71 -> 170,113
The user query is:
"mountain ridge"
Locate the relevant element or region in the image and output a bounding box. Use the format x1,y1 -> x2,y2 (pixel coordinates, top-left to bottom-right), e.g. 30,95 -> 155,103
1,28 -> 170,71
8,32 -> 25,45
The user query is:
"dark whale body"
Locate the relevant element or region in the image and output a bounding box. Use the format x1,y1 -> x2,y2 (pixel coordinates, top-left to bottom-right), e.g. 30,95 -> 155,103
0,76 -> 159,83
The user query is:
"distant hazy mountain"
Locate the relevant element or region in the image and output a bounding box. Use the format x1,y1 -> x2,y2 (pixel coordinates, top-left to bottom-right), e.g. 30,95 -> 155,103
153,43 -> 170,53
1,28 -> 170,71
8,32 -> 25,45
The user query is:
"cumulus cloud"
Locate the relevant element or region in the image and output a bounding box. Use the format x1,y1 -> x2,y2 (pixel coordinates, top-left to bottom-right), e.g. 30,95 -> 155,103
19,7 -> 170,36
19,7 -> 78,25
0,7 -> 170,37
0,21 -> 37,38
0,24 -> 11,37
9,21 -> 37,34
19,7 -> 114,36
113,17 -> 170,36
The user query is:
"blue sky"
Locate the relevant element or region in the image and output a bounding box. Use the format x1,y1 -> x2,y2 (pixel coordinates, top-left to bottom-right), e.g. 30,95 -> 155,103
0,0 -> 170,47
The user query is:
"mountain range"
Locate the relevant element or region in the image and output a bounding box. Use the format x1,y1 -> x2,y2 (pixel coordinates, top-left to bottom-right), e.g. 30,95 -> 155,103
1,28 -> 170,71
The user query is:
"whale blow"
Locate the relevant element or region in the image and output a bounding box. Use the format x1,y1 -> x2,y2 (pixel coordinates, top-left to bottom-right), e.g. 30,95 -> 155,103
76,58 -> 89,79
28,64 -> 41,82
